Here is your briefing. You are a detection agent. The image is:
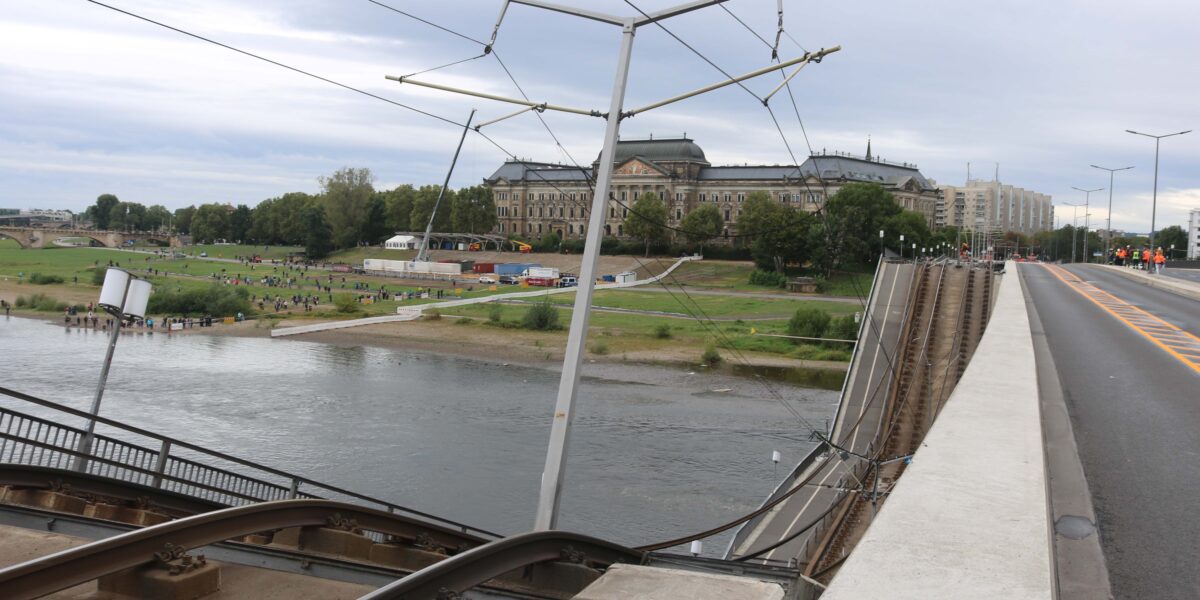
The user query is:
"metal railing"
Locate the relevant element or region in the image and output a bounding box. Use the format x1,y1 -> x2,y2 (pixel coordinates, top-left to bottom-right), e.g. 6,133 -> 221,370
0,386 -> 499,539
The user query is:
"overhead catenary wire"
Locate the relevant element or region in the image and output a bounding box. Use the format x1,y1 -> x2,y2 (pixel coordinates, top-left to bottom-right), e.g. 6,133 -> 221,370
96,0 -> 914,558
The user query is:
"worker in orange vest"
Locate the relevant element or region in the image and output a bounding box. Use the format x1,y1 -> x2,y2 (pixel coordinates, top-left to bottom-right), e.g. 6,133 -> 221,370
1116,247 -> 1127,267
1142,247 -> 1152,271
1154,248 -> 1166,275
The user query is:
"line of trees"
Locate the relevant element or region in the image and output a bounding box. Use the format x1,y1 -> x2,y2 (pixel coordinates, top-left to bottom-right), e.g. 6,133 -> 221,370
82,168 -> 498,259
622,182 -> 940,275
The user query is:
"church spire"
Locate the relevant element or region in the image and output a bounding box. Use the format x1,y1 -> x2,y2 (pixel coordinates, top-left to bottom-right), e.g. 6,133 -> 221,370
865,135 -> 872,161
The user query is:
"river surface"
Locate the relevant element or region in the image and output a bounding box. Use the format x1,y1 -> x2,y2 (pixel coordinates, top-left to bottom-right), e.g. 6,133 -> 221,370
0,316 -> 837,554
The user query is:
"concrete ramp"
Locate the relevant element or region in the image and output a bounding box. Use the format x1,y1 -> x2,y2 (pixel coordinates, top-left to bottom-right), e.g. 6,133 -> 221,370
270,255 -> 700,338
269,309 -> 421,337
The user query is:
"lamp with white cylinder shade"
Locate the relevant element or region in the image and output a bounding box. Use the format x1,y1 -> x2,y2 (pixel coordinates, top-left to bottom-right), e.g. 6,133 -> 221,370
74,268 -> 152,471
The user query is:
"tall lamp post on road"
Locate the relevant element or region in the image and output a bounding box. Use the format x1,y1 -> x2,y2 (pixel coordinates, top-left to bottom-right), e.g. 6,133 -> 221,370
1062,203 -> 1082,263
74,268 -> 152,472
1090,165 -> 1134,264
1070,187 -> 1103,263
1126,129 -> 1191,252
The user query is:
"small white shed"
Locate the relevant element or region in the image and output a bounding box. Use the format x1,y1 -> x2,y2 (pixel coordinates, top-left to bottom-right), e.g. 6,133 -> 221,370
385,235 -> 419,250
615,271 -> 637,284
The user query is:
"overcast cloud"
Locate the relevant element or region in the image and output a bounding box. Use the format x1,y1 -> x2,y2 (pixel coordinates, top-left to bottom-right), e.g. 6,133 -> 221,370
2,0 -> 1197,233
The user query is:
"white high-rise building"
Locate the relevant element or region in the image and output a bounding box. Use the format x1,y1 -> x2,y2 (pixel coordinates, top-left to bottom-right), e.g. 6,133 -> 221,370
1188,209 -> 1200,260
935,179 -> 1053,235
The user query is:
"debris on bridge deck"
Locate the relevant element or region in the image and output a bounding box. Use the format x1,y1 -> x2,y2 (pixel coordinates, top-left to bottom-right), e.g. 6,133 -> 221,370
575,564 -> 784,600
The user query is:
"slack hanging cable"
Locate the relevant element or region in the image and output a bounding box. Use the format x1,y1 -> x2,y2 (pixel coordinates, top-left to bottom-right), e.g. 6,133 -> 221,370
623,0 -> 763,104
84,0 -> 462,127
365,0 -> 487,46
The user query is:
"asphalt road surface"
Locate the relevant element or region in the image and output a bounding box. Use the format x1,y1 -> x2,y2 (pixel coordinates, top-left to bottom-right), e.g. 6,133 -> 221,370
1020,263 -> 1200,599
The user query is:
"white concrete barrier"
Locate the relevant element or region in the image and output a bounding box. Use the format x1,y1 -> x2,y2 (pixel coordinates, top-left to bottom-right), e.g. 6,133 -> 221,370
822,262 -> 1052,600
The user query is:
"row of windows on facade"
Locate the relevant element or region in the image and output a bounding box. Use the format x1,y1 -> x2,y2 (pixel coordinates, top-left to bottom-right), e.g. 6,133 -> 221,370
494,190 -> 824,205
499,204 -> 750,222
494,220 -> 742,238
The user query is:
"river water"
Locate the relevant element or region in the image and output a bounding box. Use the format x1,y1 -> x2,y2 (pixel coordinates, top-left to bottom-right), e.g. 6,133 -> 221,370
0,316 -> 837,554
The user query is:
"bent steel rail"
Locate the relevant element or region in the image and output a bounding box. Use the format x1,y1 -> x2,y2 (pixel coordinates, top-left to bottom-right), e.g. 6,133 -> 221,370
0,464 -> 225,517
0,499 -> 488,600
358,530 -> 645,599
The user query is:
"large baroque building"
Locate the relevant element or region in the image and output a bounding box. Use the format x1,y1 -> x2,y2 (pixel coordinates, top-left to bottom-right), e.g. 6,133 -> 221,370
936,179 -> 1053,235
484,136 -> 940,241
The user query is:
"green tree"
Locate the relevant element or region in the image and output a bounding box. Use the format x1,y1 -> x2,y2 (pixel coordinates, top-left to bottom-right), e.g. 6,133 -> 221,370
881,210 -> 931,257
303,206 -> 334,260
190,204 -> 231,243
144,204 -> 172,231
788,307 -> 831,340
738,191 -> 815,271
522,300 -> 560,330
275,192 -> 317,245
410,185 -> 453,233
173,206 -> 196,235
361,194 -> 390,245
1156,225 -> 1187,255
680,204 -> 723,250
623,192 -> 669,256
381,185 -> 415,232
88,194 -> 119,229
318,167 -> 375,249
819,183 -> 903,274
229,204 -> 252,243
451,185 -> 497,233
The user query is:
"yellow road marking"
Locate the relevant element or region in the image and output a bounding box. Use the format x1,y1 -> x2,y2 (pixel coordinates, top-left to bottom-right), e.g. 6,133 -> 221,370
1042,265 -> 1200,374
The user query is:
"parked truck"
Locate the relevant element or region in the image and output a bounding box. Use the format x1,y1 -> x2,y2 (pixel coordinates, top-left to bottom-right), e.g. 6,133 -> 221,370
524,266 -> 560,279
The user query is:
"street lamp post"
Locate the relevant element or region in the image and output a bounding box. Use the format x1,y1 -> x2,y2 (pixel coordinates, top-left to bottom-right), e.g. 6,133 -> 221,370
1071,187 -> 1103,263
899,234 -> 905,260
75,268 -> 152,472
879,229 -> 884,259
1091,164 -> 1134,264
1063,203 -> 1082,263
1127,129 -> 1191,252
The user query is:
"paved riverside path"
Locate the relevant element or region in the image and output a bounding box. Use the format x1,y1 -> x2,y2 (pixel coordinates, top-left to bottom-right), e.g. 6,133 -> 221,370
823,263 -> 1052,599
729,261 -> 914,562
270,255 -> 701,337
1022,263 -> 1200,599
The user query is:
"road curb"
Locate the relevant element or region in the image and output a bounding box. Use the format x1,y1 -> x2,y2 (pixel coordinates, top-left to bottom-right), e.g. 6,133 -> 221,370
1019,266 -> 1114,600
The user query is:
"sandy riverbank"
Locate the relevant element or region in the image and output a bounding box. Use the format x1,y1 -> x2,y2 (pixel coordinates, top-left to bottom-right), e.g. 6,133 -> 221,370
6,305 -> 847,388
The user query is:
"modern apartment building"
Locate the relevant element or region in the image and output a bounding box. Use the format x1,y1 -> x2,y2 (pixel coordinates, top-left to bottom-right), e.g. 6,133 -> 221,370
936,179 -> 1053,235
1188,209 -> 1200,259
484,136 -> 941,241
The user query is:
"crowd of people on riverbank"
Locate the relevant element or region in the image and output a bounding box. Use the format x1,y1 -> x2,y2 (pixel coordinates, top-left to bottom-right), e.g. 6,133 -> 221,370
1110,246 -> 1168,274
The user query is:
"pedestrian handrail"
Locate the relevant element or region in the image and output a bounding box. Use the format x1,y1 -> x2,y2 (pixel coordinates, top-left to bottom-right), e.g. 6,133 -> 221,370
0,385 -> 500,539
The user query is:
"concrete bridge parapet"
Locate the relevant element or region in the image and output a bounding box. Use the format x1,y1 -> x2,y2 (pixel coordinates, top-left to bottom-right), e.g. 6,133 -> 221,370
0,226 -> 184,249
821,262 -> 1053,599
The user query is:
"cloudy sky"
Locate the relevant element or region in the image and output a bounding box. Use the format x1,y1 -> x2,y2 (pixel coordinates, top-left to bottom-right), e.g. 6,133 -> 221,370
2,0 -> 1197,233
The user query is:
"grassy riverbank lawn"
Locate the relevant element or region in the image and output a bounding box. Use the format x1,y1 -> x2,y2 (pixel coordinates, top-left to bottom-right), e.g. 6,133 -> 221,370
0,239 -> 860,365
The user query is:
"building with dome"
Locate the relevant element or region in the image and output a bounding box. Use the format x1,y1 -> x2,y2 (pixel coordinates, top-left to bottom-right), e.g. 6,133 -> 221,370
484,136 -> 940,241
